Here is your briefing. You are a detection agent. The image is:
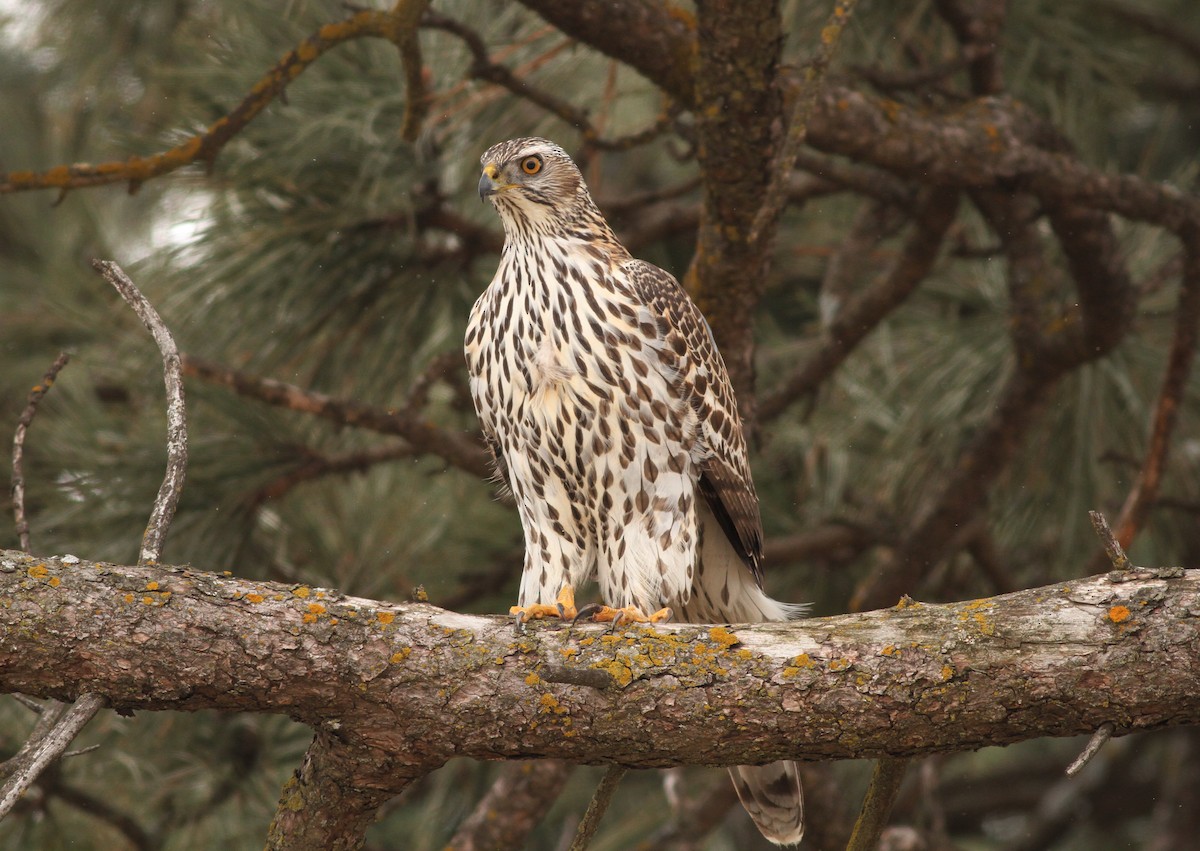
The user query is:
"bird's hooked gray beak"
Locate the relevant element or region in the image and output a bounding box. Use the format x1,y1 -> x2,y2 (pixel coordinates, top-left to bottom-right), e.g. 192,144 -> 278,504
478,163 -> 501,201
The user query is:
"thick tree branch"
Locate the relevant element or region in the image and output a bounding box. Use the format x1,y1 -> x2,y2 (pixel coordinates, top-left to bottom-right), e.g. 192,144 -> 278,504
3,548 -> 1198,773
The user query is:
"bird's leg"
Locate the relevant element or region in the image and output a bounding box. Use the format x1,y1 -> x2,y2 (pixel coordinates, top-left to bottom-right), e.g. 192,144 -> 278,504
510,585 -> 578,623
574,603 -> 673,628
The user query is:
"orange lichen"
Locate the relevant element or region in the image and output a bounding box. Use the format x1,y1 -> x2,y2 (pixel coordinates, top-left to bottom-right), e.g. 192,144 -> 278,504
244,593 -> 264,604
880,645 -> 899,657
27,564 -> 48,579
376,611 -> 395,625
292,586 -> 311,599
525,672 -> 542,686
1108,605 -> 1131,624
708,626 -> 740,649
123,594 -> 134,604
48,576 -> 61,588
145,581 -> 159,591
307,603 -> 326,615
390,648 -> 411,664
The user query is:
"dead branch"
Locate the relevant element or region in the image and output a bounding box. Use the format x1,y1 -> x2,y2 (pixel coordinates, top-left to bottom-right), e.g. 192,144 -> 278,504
92,260 -> 187,566
10,352 -> 70,552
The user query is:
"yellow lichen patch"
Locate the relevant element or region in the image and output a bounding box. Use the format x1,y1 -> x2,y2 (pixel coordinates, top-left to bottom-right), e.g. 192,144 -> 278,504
307,603 -> 326,615
376,611 -> 395,625
538,693 -> 568,715
525,672 -> 542,686
142,596 -> 155,606
958,599 -> 996,636
559,647 -> 578,658
292,586 -> 311,599
708,626 -> 741,649
27,564 -> 48,579
880,645 -> 899,657
941,665 -> 955,681
1108,605 -> 1131,624
590,657 -> 633,688
390,648 -> 412,664
828,658 -> 850,672
145,581 -> 159,591
791,653 -> 814,668
302,613 -> 318,624
273,594 -> 285,601
244,593 -> 264,604
48,576 -> 61,588
123,594 -> 134,604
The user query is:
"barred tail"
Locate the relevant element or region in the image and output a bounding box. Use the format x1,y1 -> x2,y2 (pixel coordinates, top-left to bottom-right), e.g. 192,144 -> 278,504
730,762 -> 805,846
674,503 -> 807,844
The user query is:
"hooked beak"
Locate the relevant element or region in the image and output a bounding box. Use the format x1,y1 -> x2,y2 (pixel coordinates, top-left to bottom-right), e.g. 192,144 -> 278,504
478,163 -> 501,201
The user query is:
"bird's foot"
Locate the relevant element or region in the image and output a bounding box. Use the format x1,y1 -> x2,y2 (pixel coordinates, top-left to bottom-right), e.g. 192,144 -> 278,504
510,585 -> 578,629
574,603 -> 673,629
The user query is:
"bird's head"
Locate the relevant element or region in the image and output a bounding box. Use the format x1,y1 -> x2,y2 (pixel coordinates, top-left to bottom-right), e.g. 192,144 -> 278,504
478,137 -> 590,231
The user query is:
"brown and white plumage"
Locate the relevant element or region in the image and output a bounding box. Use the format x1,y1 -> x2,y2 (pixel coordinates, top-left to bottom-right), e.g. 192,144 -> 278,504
465,137 -> 804,845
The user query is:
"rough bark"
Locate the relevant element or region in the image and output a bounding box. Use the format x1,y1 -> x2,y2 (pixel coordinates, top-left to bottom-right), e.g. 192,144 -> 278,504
3,549 -> 1199,774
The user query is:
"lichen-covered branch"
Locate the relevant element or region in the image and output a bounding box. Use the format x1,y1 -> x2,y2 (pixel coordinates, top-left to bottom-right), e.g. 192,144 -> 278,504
2,548 -> 1198,774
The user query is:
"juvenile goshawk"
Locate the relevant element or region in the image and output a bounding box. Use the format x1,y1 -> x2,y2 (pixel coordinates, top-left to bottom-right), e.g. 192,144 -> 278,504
466,137 -> 804,846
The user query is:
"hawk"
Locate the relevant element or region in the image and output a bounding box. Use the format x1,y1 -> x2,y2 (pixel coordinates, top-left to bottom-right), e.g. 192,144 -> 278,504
466,137 -> 805,846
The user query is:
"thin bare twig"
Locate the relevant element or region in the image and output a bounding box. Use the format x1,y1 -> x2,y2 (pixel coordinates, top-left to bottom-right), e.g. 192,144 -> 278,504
92,260 -> 187,566
0,693 -> 107,820
568,765 -> 628,851
1066,722 -> 1115,777
1089,510 -> 1131,571
1104,244 -> 1200,560
11,352 -> 70,552
181,354 -> 491,480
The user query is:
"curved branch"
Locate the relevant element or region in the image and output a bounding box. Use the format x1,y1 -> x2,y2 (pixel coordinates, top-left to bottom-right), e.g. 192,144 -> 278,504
0,9 -> 420,196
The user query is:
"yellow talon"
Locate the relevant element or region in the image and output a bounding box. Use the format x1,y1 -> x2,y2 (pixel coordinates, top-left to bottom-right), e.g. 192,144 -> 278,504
509,585 -> 578,623
586,604 -> 673,625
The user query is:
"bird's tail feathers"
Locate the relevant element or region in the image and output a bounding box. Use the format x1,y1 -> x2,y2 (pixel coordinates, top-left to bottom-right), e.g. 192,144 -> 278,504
729,762 -> 805,846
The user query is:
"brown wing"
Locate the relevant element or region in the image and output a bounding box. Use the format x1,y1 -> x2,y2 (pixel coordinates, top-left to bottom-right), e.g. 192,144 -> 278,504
624,260 -> 764,584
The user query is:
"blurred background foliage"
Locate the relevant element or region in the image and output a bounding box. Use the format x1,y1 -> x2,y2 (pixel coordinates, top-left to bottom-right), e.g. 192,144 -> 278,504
1,0 -> 1198,849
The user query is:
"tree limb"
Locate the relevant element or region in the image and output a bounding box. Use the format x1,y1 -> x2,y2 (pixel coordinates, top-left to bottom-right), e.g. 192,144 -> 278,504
0,8 -> 425,196
2,548 -> 1198,771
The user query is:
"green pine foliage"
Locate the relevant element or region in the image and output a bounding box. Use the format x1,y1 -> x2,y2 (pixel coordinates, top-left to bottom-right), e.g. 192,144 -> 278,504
2,0 -> 1198,848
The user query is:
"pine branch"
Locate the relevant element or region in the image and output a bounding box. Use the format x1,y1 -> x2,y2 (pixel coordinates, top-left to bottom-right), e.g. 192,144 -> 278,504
180,354 -> 491,480
0,8 -> 425,196
3,549 -> 1200,847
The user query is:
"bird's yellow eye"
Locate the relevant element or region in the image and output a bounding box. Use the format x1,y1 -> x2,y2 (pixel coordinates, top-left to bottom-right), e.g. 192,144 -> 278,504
520,156 -> 542,175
